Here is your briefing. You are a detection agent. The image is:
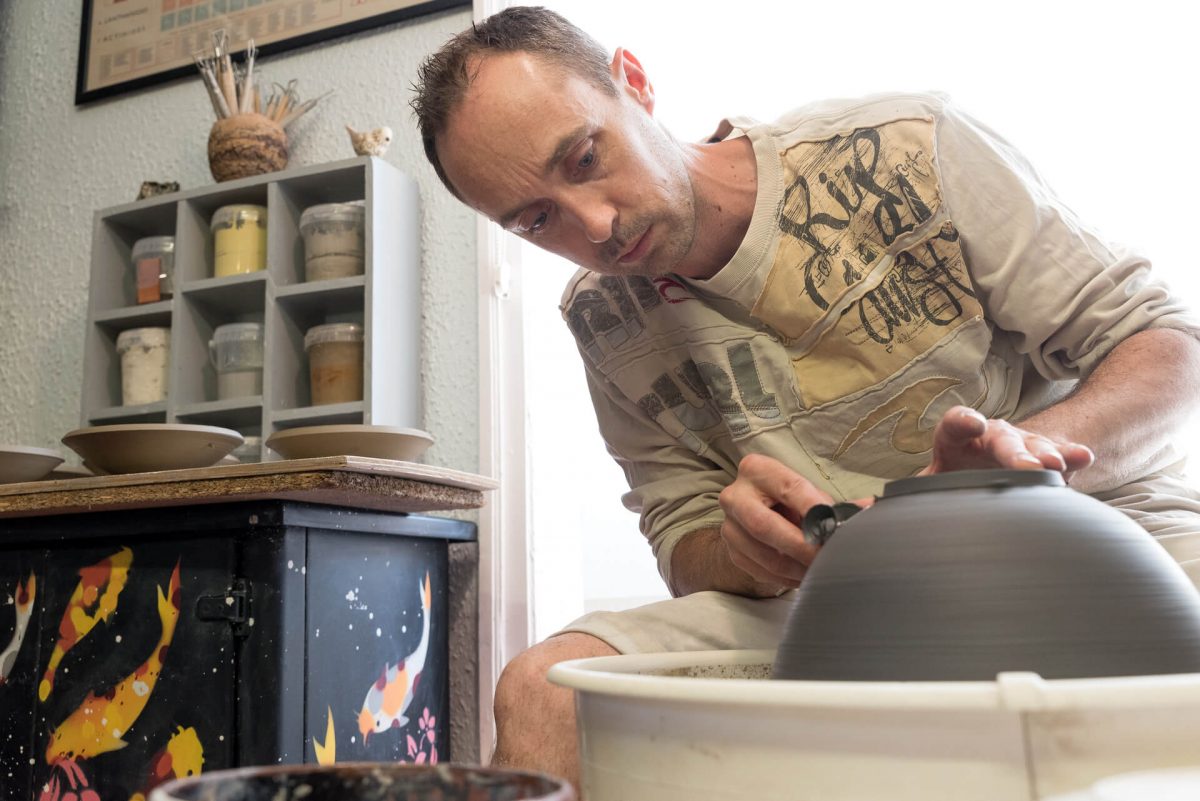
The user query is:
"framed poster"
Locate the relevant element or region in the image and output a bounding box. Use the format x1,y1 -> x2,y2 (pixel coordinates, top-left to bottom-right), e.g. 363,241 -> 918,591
76,0 -> 470,105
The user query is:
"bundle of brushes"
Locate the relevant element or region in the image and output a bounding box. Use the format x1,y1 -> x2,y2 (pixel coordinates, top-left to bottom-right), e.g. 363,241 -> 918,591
194,31 -> 331,127
196,30 -> 332,182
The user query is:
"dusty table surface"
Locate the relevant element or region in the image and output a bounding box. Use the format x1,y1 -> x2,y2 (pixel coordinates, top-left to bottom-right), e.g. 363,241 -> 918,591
0,456 -> 497,519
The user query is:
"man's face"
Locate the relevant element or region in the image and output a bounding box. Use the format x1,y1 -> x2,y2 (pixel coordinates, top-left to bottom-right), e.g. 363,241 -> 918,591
437,51 -> 697,278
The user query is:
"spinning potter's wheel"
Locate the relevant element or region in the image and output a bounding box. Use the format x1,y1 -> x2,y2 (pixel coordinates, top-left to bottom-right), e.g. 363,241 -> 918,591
549,470 -> 1200,801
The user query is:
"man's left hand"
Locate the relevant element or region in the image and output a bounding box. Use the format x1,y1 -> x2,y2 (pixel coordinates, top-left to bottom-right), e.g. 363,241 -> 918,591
920,405 -> 1094,478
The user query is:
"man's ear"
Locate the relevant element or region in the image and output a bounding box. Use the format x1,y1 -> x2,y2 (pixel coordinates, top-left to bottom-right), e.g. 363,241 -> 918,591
610,47 -> 655,114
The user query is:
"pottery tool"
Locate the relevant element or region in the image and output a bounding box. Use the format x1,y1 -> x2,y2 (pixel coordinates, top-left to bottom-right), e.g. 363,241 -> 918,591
213,30 -> 238,113
279,90 -> 334,129
238,40 -> 258,114
192,32 -> 328,130
193,53 -> 230,119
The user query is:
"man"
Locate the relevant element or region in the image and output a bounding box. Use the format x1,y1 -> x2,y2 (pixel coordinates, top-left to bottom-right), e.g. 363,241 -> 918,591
412,6 -> 1200,790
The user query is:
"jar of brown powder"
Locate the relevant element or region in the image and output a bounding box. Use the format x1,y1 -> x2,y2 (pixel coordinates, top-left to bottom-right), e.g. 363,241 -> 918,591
304,322 -> 363,406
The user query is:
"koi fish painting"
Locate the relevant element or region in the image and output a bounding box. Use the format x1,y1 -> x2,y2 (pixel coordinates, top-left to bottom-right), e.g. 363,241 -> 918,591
0,571 -> 36,684
45,562 -> 181,762
37,758 -> 101,801
128,725 -> 205,801
357,572 -> 431,744
313,706 -> 336,765
40,547 -> 133,702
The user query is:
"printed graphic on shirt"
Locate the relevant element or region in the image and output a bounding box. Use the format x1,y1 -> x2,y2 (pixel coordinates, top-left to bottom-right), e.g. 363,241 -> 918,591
564,274 -> 786,446
754,117 -> 942,340
791,221 -> 983,409
634,339 -> 782,440
833,374 -> 962,459
565,275 -> 663,364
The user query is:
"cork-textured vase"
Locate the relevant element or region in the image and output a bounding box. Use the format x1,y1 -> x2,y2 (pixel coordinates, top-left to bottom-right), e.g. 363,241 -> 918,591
774,469 -> 1200,681
208,113 -> 288,183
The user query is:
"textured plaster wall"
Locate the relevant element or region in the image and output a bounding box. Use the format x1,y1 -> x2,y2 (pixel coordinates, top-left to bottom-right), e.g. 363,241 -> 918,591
0,3 -> 478,476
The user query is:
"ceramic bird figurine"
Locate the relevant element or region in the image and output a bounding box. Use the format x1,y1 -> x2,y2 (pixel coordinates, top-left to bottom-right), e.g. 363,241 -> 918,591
346,125 -> 393,157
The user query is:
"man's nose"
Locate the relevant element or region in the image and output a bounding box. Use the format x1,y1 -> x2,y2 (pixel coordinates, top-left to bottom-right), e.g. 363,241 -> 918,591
565,195 -> 616,244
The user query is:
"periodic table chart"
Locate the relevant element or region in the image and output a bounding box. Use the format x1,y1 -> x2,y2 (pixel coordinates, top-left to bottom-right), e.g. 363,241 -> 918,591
83,0 -> 428,94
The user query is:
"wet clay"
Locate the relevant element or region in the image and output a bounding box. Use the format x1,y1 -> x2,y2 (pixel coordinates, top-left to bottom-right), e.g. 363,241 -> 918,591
773,469 -> 1200,682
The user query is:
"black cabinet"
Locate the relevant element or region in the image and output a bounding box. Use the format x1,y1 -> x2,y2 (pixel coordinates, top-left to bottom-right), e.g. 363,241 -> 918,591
0,501 -> 475,801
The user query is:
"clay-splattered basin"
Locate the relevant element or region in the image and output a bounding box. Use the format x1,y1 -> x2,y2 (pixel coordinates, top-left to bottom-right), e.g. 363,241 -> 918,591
548,649 -> 1200,801
149,763 -> 574,801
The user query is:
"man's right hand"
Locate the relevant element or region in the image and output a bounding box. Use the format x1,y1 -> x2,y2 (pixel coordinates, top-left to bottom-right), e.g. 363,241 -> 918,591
716,453 -> 839,594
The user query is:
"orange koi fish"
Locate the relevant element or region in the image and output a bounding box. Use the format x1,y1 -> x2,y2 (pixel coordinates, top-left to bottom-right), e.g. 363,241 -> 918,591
129,725 -> 205,801
1,571 -> 36,684
358,572 -> 431,744
39,546 -> 133,702
46,562 -> 181,762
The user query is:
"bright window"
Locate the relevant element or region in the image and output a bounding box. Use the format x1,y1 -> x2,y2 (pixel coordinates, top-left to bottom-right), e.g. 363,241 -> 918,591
523,0 -> 1200,639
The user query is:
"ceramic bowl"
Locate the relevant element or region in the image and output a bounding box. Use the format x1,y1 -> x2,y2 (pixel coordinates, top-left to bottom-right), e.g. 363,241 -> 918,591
44,464 -> 93,481
150,762 -> 574,801
61,424 -> 243,475
0,445 -> 64,483
775,469 -> 1200,681
265,424 -> 434,461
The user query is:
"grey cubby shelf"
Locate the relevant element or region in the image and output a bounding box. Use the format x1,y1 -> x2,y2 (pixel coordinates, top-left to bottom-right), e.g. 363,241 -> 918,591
80,156 -> 422,462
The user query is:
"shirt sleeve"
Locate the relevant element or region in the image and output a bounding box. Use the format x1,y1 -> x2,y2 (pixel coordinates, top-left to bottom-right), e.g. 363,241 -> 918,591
580,357 -> 734,593
934,98 -> 1200,380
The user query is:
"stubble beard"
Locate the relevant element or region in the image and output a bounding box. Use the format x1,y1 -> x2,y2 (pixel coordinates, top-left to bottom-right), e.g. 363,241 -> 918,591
603,179 -> 698,280
598,117 -> 700,278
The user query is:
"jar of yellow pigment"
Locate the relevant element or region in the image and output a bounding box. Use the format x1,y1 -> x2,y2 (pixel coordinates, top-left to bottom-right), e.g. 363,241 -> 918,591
211,204 -> 267,277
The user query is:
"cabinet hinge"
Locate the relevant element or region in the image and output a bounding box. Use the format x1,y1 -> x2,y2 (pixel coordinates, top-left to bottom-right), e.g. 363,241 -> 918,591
195,578 -> 252,637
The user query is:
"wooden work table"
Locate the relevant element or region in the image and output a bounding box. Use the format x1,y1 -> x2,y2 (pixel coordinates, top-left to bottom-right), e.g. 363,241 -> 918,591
0,456 -> 498,518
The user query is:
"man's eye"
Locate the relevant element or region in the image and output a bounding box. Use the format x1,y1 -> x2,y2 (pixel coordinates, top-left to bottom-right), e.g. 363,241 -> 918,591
529,210 -> 549,232
578,148 -> 595,170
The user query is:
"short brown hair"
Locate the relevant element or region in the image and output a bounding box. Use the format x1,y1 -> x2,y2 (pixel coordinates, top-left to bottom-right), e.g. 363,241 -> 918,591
410,6 -> 616,197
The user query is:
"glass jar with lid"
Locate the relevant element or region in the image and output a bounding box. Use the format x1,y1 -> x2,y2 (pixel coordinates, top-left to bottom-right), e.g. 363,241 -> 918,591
208,322 -> 265,400
299,202 -> 365,282
304,322 -> 364,405
130,236 -> 175,304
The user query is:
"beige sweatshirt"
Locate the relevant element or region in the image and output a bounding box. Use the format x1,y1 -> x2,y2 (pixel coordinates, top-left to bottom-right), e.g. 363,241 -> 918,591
560,92 -> 1200,587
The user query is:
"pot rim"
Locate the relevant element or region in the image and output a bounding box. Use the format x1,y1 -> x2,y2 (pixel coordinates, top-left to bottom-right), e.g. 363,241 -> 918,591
882,468 -> 1065,498
547,649 -> 1200,712
150,761 -> 574,801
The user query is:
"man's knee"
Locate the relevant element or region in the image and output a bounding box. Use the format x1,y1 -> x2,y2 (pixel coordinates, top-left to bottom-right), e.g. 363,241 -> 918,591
495,632 -> 617,714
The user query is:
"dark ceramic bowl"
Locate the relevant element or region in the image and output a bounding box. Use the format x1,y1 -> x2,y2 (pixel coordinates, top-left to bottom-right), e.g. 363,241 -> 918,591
774,469 -> 1200,681
149,762 -> 575,801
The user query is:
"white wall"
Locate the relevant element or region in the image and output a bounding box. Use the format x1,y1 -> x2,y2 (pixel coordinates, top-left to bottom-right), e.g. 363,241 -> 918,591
0,3 -> 479,477
526,0 -> 1200,640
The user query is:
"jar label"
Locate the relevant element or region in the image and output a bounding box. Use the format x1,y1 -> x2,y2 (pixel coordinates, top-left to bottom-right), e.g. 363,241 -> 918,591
135,257 -> 162,304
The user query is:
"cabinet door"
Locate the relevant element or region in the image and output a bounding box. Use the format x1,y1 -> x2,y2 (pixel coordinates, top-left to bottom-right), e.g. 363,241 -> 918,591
0,548 -> 42,801
17,537 -> 238,801
303,531 -> 448,766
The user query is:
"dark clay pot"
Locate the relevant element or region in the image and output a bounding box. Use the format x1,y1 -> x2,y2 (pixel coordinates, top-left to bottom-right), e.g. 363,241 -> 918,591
773,469 -> 1200,681
149,763 -> 575,801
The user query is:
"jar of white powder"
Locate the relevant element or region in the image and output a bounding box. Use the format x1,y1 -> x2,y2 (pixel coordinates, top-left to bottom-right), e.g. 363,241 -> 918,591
116,327 -> 170,405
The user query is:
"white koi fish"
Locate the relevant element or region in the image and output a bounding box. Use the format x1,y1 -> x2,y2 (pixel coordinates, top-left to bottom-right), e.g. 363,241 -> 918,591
0,571 -> 36,684
357,572 -> 431,743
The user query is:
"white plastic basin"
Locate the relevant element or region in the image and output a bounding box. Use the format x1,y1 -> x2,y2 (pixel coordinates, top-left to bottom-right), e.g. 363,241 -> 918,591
547,650 -> 1200,801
